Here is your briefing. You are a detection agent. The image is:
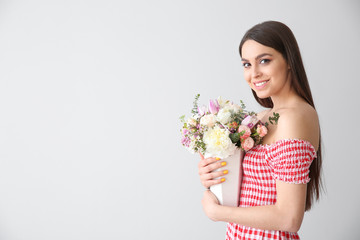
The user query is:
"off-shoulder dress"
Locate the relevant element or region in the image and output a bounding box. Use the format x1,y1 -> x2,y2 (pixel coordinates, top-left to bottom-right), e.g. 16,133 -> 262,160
226,139 -> 317,240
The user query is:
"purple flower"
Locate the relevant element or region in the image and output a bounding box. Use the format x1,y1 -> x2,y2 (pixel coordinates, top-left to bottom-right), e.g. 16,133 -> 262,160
181,136 -> 191,147
208,99 -> 220,114
241,115 -> 259,129
182,129 -> 189,135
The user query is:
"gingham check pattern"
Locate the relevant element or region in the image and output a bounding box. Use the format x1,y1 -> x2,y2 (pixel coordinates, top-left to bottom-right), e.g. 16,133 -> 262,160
226,139 -> 317,240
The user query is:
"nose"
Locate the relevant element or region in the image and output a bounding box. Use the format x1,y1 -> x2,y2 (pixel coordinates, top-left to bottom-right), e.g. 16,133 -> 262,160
251,65 -> 261,78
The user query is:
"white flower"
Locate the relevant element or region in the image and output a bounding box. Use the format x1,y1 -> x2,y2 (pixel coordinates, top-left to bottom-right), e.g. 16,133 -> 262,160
185,135 -> 198,154
197,105 -> 208,116
217,108 -> 232,125
217,96 -> 226,108
186,144 -> 196,154
200,114 -> 216,127
228,103 -> 242,112
203,125 -> 237,158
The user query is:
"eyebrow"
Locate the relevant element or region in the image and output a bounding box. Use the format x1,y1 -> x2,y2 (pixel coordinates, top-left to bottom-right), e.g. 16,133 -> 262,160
241,53 -> 273,62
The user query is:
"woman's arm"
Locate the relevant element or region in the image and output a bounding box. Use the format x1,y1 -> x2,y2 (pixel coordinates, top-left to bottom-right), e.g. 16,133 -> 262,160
202,180 -> 306,232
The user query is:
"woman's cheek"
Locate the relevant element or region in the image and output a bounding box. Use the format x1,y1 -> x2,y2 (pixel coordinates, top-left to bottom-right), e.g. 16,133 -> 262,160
244,72 -> 252,86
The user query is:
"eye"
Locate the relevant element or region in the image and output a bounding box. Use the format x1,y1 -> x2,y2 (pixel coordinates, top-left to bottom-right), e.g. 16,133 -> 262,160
242,62 -> 251,68
260,59 -> 271,64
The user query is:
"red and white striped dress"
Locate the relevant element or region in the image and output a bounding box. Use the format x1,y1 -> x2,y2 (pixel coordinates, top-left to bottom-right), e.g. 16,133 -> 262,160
226,139 -> 317,240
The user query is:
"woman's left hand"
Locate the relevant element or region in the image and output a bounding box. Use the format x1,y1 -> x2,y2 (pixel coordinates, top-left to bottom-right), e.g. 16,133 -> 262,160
201,190 -> 221,221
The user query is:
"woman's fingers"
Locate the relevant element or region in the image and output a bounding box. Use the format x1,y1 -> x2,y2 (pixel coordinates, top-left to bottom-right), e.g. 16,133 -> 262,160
198,156 -> 218,168
199,168 -> 229,188
198,159 -> 227,175
202,177 -> 227,189
200,169 -> 228,182
198,155 -> 228,188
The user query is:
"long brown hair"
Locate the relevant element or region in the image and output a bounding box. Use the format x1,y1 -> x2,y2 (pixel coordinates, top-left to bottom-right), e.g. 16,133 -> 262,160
239,21 -> 322,211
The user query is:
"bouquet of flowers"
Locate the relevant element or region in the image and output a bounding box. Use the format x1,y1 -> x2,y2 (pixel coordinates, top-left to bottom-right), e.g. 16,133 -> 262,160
180,94 -> 279,206
180,94 -> 270,159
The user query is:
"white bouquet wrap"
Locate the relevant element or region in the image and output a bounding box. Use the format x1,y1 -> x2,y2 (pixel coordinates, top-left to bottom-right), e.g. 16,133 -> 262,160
210,149 -> 244,206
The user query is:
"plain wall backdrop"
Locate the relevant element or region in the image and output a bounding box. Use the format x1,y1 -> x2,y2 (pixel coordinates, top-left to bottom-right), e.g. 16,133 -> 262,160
0,0 -> 359,239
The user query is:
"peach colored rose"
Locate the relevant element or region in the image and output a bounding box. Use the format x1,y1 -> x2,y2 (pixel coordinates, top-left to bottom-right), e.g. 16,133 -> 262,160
200,114 -> 216,127
238,125 -> 251,140
187,117 -> 197,126
257,125 -> 268,137
241,137 -> 255,151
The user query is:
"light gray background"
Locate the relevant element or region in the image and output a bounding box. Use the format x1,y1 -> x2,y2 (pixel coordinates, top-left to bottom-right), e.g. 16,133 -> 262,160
0,0 -> 359,239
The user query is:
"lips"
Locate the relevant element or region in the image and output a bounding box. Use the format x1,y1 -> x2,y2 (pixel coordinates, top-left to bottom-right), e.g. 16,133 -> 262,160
253,80 -> 269,89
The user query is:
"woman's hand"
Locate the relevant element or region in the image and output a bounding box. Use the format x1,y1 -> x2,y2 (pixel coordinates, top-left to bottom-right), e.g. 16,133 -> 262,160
201,190 -> 221,221
198,152 -> 228,189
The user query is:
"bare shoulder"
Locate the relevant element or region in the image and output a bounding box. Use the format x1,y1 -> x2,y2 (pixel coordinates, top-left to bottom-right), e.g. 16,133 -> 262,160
274,104 -> 319,150
256,109 -> 271,121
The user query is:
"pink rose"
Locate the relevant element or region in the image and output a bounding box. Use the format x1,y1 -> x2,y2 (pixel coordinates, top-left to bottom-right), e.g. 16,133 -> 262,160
238,125 -> 251,140
241,137 -> 255,151
257,125 -> 268,137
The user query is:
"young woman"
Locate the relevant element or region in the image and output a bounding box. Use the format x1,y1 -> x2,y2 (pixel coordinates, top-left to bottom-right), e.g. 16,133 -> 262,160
198,21 -> 322,239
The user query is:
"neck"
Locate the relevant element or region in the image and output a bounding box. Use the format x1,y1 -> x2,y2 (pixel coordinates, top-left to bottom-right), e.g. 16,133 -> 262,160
269,72 -> 304,110
270,74 -> 304,111
270,88 -> 301,111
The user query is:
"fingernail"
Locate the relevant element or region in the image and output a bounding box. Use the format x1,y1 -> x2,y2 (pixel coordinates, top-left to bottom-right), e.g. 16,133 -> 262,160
221,161 -> 227,166
221,178 -> 226,182
223,170 -> 229,174
216,157 -> 221,160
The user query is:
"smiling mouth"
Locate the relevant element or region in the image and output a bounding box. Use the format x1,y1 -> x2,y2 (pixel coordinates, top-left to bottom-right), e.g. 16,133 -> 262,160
254,80 -> 269,87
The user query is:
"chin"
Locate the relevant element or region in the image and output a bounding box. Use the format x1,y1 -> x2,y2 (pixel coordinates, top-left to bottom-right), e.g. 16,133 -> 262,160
254,91 -> 270,99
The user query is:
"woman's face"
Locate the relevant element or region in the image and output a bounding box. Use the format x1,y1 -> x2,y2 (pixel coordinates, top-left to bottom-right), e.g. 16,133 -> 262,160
241,40 -> 291,99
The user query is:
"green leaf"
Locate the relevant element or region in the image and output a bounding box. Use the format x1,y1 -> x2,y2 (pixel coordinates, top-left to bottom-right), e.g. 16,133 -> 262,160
239,100 -> 246,109
268,112 -> 280,125
191,94 -> 200,116
229,132 -> 240,144
179,115 -> 185,122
